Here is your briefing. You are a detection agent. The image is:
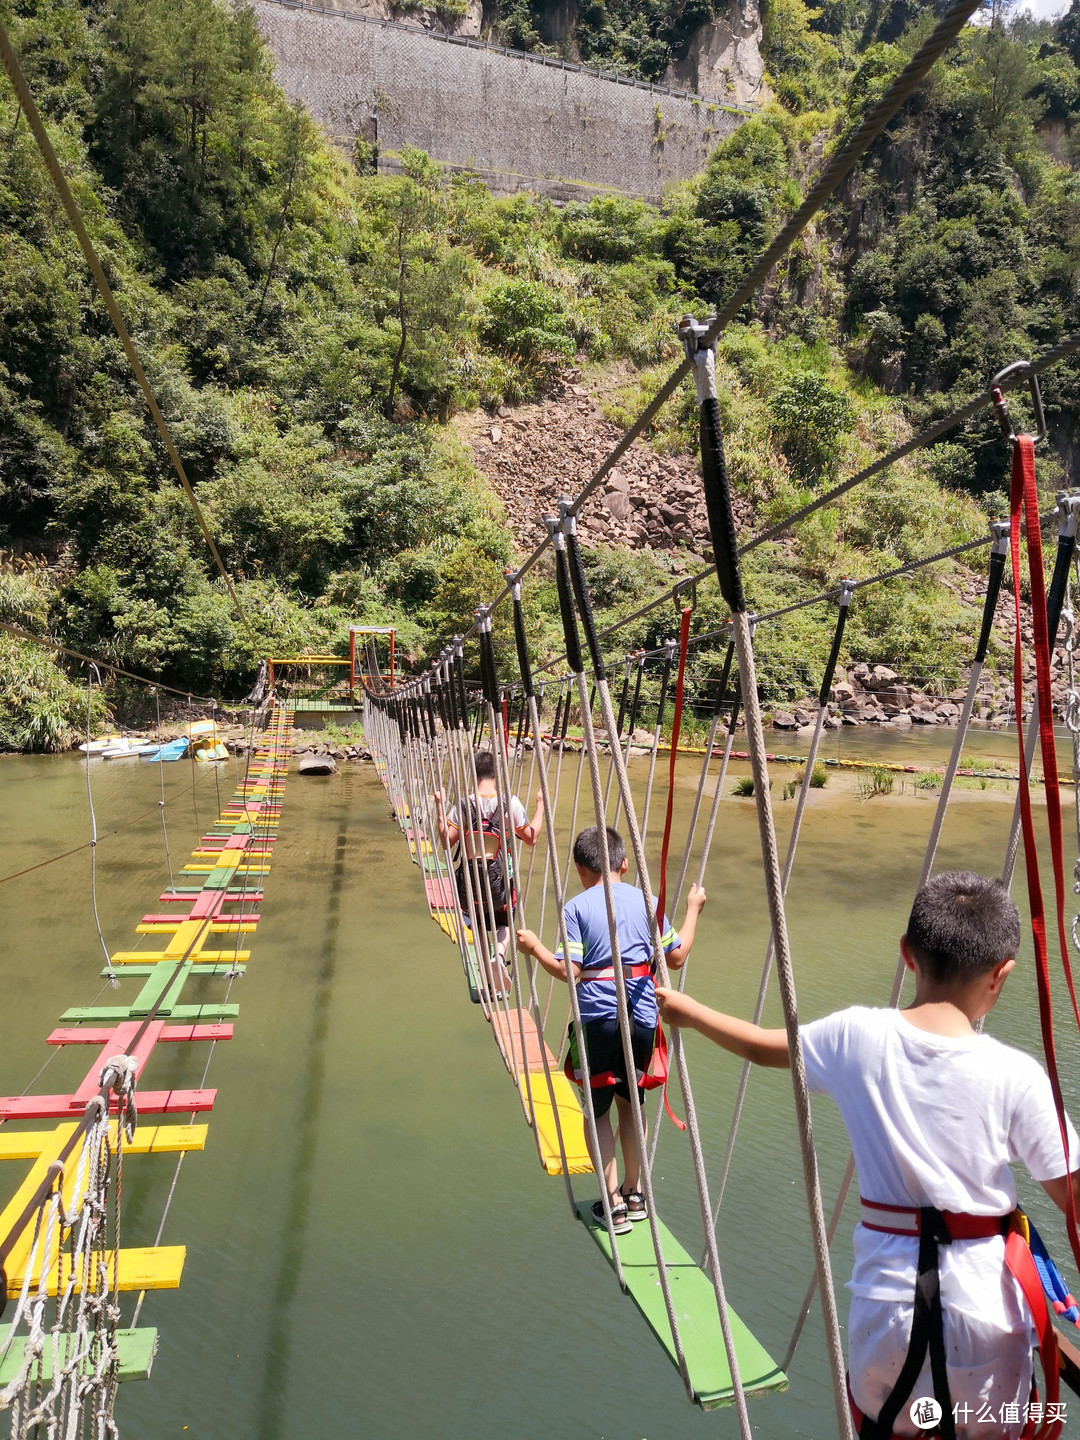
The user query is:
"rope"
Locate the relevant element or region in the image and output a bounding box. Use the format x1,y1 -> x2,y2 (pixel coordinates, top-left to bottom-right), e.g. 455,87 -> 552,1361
684,319 -> 854,1439
0,622 -> 220,704
84,667 -> 117,988
154,690 -> 177,892
0,22 -> 257,650
655,607 -> 692,928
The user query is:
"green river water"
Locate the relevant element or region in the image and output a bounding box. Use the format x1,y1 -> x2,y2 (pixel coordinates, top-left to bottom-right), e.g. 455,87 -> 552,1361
2,727 -> 1080,1440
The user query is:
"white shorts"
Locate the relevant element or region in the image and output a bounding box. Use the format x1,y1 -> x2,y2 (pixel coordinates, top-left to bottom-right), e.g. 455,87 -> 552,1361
848,1293 -> 1034,1439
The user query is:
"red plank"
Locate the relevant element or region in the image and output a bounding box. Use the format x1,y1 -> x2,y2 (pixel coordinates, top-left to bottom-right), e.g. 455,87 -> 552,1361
491,1008 -> 557,1072
425,877 -> 457,908
0,1089 -> 216,1119
47,1025 -> 233,1045
73,1021 -> 164,1103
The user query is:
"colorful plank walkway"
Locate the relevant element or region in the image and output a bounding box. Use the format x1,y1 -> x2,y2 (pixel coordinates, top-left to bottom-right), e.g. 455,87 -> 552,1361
0,703 -> 294,1386
369,750 -> 591,1179
370,734 -> 786,1411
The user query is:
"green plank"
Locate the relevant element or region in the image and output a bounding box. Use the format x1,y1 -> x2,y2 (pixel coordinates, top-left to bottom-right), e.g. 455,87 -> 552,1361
576,1201 -> 786,1410
462,943 -> 480,1005
0,1326 -> 157,1384
110,964 -> 244,979
60,1003 -> 240,1023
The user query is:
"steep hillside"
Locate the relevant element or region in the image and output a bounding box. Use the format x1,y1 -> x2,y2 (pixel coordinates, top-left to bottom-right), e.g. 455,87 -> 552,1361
1,0 -> 1080,749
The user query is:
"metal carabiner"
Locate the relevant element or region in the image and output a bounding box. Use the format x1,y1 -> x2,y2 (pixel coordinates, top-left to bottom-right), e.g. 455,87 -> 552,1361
990,360 -> 1048,447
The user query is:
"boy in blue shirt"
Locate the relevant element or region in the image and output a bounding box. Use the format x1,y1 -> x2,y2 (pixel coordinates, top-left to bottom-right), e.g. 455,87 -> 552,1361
516,824 -> 706,1235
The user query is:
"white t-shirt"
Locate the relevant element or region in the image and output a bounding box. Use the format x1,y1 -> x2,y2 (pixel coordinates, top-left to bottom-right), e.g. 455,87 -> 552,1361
447,793 -> 527,834
801,1006 -> 1078,1311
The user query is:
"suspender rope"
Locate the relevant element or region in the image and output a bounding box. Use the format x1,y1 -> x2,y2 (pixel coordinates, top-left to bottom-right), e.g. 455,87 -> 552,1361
634,639 -> 676,869
507,580 -> 578,1208
669,638 -> 735,917
655,607 -> 693,928
609,653 -> 646,824
681,314 -> 854,1440
545,518 -> 630,1292
479,613 -> 533,1085
602,658 -> 633,813
707,583 -> 855,1233
782,525 -> 1013,1369
560,508 -> 753,1433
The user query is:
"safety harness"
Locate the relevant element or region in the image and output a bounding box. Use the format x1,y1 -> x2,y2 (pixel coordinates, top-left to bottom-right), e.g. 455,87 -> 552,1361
851,1200 -> 1061,1440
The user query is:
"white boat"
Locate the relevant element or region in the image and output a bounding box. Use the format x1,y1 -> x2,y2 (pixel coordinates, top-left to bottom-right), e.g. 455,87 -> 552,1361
102,739 -> 158,759
78,735 -> 120,755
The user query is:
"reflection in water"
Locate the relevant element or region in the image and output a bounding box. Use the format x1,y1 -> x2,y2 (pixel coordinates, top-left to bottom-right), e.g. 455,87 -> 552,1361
256,812 -> 348,1440
0,739 -> 1077,1440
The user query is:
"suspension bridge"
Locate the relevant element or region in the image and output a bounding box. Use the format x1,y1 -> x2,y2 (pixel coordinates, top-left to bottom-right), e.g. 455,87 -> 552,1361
2,0 -> 1080,1429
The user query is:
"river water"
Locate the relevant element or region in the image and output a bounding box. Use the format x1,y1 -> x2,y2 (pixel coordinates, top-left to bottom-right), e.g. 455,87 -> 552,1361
1,728 -> 1079,1440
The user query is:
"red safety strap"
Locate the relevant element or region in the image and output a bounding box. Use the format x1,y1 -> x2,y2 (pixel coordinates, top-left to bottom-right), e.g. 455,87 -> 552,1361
1008,436 -> 1080,1275
1005,1227 -> 1062,1440
656,606 -> 692,928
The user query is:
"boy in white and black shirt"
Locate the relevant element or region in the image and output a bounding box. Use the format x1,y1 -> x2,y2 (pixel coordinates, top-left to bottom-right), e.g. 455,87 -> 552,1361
657,871 -> 1080,1440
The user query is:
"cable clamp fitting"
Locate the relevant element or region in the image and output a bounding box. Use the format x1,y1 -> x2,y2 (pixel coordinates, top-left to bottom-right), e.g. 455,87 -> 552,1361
989,518 -> 1011,556
1056,490 -> 1080,540
678,314 -> 718,405
990,360 -> 1047,446
838,578 -> 856,609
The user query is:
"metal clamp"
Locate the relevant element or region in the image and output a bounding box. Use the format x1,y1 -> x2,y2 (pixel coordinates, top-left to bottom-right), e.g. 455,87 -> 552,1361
1057,491 -> 1080,540
989,518 -> 1011,556
679,314 -> 719,405
991,361 -> 1047,446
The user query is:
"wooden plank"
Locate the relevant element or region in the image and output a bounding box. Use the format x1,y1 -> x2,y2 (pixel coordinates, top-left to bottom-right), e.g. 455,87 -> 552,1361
0,1325 -> 158,1384
425,876 -> 458,909
135,921 -> 258,934
523,1073 -> 593,1175
576,1202 -> 786,1408
109,951 -> 249,966
492,1008 -> 553,1073
0,1123 -> 207,1161
4,1246 -> 186,1296
60,1003 -> 239,1024
0,1090 -> 215,1120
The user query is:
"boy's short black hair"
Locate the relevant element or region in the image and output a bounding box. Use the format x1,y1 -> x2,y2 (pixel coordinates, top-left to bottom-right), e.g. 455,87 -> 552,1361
474,750 -> 496,780
906,871 -> 1020,984
572,825 -> 627,874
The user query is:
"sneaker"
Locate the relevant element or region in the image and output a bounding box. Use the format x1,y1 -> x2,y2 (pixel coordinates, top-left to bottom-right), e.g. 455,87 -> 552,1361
591,1198 -> 632,1235
621,1189 -> 648,1222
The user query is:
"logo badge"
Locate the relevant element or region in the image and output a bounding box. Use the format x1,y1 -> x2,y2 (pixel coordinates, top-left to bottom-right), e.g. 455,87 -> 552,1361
910,1397 -> 943,1430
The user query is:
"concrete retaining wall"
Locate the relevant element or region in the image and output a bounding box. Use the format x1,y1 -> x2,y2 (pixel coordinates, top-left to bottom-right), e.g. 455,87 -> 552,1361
252,0 -> 748,203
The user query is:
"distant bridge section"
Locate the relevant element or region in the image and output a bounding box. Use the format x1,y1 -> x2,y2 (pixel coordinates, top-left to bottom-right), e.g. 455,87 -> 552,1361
252,0 -> 750,203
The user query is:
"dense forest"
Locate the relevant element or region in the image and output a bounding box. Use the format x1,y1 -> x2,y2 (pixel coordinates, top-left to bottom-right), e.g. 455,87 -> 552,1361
1,0 -> 1079,747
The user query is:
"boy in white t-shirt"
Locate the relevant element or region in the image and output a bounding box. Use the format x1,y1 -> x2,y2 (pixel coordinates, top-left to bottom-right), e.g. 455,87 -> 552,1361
657,871 -> 1080,1440
433,750 -> 543,995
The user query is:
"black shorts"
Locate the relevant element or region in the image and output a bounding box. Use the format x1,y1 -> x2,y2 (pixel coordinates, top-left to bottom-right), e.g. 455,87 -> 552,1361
573,1016 -> 655,1117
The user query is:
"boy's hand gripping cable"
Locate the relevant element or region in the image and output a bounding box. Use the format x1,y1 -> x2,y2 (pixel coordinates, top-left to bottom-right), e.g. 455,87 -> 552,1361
681,313 -> 855,1440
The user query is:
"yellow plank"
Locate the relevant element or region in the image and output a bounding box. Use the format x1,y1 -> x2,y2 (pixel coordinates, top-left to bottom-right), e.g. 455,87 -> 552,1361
433,909 -> 472,944
0,1124 -> 207,1162
5,1247 -> 186,1296
180,865 -> 270,874
0,1124 -> 190,1295
517,1072 -> 593,1176
162,919 -> 212,959
110,951 -> 250,965
136,921 -> 258,935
